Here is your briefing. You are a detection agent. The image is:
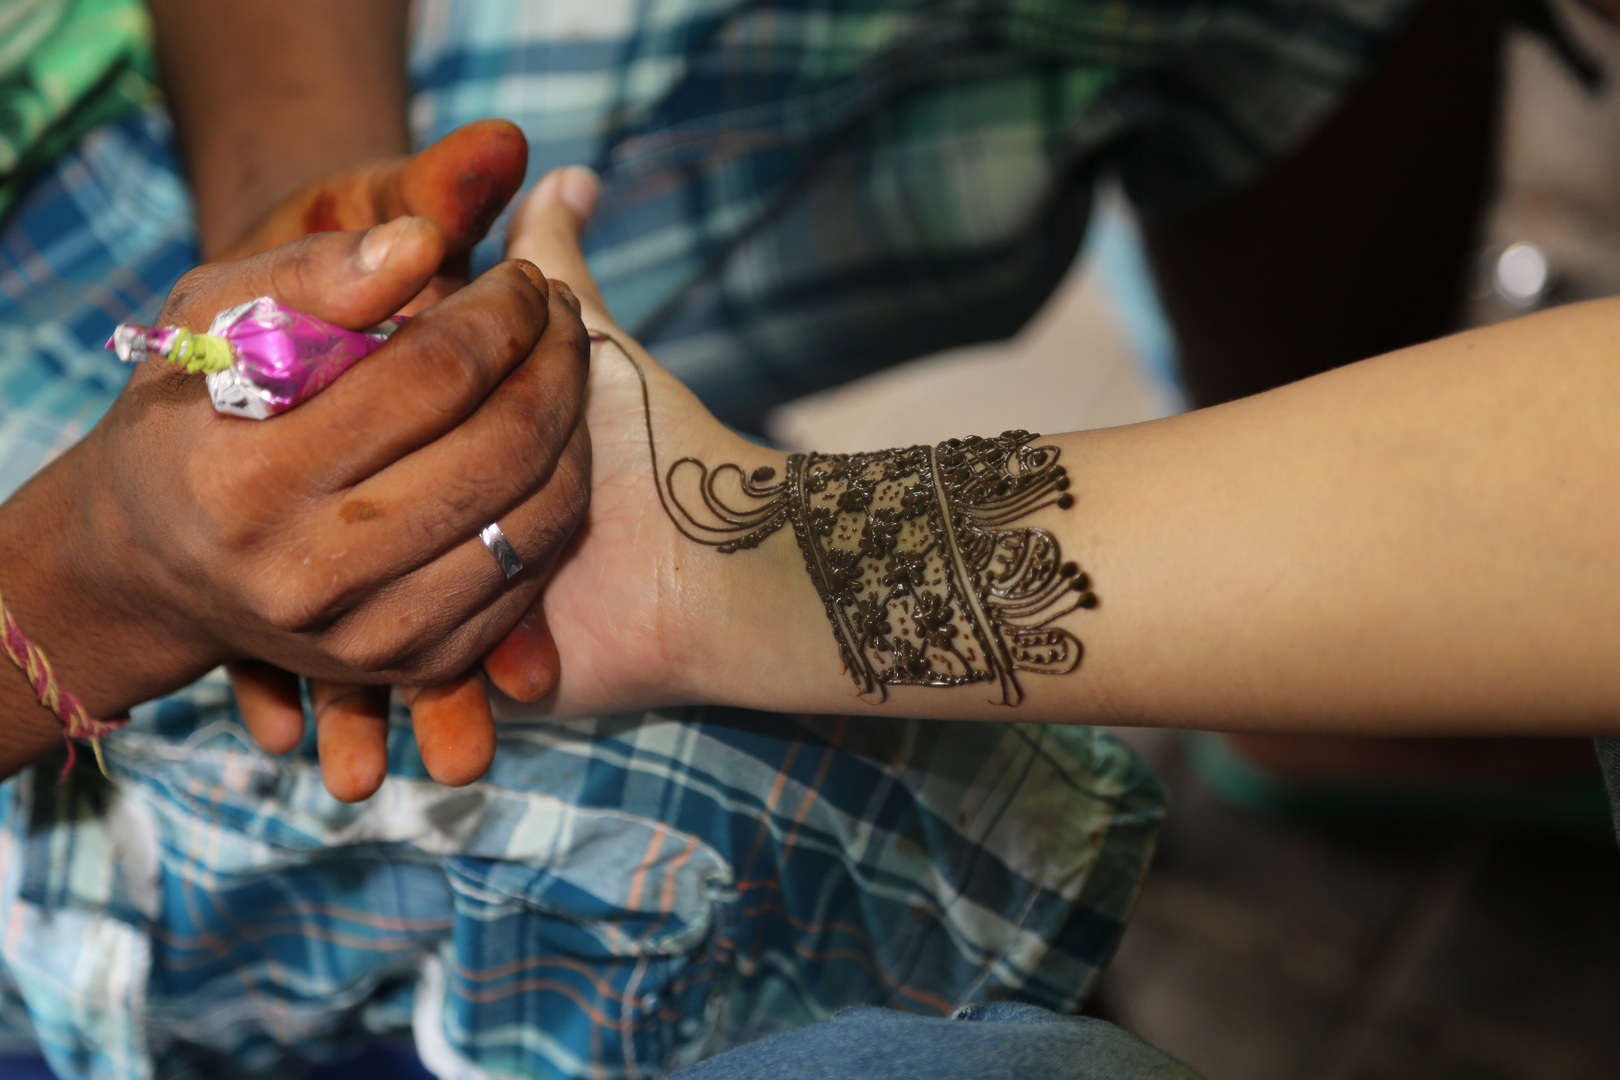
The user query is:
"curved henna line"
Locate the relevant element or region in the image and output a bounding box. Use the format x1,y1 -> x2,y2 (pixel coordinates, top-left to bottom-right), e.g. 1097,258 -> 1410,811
591,328 -> 790,549
665,458 -> 779,534
699,461 -> 779,524
969,489 -> 1072,526
1026,599 -> 1090,630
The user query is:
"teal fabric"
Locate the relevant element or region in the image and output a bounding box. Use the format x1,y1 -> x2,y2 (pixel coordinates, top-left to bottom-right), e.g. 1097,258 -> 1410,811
669,1004 -> 1205,1079
0,0 -> 155,216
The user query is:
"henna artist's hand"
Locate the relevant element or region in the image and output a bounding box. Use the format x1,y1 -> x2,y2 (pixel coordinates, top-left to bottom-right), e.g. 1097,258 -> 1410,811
0,221 -> 591,798
217,120 -> 574,778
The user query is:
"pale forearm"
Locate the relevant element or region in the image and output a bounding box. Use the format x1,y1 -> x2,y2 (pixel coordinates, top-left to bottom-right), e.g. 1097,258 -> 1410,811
674,299 -> 1620,735
149,0 -> 411,257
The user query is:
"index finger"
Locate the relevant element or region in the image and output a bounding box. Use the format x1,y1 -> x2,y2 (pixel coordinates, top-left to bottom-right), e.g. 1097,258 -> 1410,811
161,217 -> 446,334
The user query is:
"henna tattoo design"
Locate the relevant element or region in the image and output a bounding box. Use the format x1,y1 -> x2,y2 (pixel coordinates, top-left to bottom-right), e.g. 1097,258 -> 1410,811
595,329 -> 1096,705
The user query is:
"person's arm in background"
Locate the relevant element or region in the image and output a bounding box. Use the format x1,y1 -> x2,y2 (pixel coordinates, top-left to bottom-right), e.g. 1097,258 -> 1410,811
487,171 -> 1620,737
149,1 -> 526,297
147,0 -> 411,261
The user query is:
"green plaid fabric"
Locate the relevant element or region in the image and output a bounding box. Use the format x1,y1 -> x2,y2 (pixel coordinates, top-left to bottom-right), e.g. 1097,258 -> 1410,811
0,0 -> 155,217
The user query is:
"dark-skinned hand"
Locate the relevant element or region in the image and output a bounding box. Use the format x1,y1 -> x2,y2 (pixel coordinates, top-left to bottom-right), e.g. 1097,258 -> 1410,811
0,217 -> 590,799
213,120 -> 570,798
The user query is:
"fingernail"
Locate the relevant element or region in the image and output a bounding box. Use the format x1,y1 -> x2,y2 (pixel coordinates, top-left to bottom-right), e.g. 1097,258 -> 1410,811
511,258 -> 548,291
557,166 -> 601,220
359,217 -> 412,272
552,279 -> 583,316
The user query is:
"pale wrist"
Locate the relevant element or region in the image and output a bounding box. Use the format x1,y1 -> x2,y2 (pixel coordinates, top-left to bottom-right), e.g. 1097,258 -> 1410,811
668,444 -> 846,713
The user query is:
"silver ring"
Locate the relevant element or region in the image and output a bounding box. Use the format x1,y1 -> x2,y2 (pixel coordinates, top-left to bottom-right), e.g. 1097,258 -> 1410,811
480,522 -> 523,580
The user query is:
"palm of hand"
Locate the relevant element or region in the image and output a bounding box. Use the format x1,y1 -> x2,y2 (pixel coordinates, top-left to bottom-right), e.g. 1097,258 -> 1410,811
507,339 -> 728,717
490,178 -> 774,718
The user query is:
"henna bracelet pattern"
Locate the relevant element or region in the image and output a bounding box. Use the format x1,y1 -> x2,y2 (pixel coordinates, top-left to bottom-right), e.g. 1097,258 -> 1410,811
661,431 -> 1095,704
596,326 -> 1096,705
0,585 -> 126,775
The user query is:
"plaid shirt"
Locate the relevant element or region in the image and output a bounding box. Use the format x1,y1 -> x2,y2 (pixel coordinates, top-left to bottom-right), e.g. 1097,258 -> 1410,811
0,683 -> 1165,1079
0,0 -> 1418,1075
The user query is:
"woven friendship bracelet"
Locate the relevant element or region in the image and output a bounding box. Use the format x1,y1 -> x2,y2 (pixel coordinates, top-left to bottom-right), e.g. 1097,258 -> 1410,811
0,585 -> 126,777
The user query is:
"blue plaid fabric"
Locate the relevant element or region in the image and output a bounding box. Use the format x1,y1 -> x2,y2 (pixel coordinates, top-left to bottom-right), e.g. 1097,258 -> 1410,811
1,684 -> 1164,1079
0,0 -> 1423,1076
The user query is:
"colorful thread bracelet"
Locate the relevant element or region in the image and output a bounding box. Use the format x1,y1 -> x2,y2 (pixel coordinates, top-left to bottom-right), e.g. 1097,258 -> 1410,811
0,585 -> 127,777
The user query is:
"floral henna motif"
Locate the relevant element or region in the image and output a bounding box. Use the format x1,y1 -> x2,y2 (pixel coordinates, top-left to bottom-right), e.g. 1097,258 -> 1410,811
598,329 -> 1096,705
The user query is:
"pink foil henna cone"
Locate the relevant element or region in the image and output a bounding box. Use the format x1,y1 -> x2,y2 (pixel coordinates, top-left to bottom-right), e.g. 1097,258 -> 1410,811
108,297 -> 406,418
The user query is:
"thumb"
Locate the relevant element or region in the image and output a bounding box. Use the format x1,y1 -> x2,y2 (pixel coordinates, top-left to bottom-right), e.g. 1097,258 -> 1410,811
393,118 -> 530,252
507,166 -> 611,325
161,216 -> 445,333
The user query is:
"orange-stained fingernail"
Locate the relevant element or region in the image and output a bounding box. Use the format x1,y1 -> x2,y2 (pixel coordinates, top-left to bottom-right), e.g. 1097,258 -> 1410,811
511,258 -> 548,292
483,604 -> 561,703
410,672 -> 496,787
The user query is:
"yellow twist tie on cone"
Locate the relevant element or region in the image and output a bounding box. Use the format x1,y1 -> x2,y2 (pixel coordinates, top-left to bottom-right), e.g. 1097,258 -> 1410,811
162,329 -> 235,374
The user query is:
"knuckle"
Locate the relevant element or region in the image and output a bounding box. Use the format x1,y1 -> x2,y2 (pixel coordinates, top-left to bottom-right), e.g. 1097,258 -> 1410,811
255,585 -> 334,636
486,405 -> 554,484
327,614 -> 468,683
547,293 -> 591,361
245,560 -> 353,636
560,440 -> 592,520
396,650 -> 468,689
400,316 -> 508,410
184,456 -> 295,552
326,627 -> 408,676
537,436 -> 592,535
433,470 -> 500,525
521,516 -> 576,568
491,368 -> 583,470
161,266 -> 226,325
265,240 -> 318,306
464,267 -> 547,345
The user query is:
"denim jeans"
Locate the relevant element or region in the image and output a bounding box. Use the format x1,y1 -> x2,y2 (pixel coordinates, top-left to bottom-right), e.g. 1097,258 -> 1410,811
670,1003 -> 1204,1079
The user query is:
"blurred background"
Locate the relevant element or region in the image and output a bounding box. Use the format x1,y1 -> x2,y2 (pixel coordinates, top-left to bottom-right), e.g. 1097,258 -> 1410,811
768,3 -> 1620,1077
